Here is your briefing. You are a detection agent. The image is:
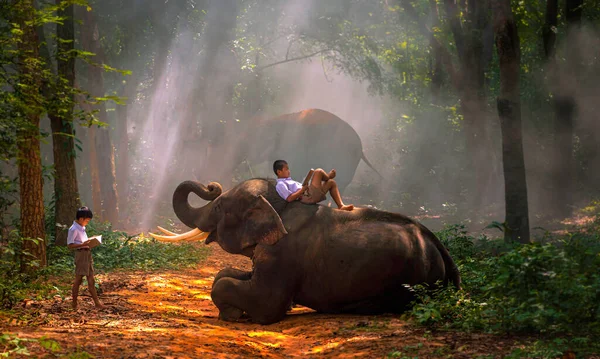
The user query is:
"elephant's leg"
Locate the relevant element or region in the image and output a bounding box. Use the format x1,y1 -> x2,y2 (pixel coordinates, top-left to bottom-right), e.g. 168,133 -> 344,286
212,267 -> 252,289
211,277 -> 292,324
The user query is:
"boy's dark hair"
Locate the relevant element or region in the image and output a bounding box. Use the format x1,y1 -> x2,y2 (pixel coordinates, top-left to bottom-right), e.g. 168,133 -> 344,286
273,160 -> 288,175
76,206 -> 93,220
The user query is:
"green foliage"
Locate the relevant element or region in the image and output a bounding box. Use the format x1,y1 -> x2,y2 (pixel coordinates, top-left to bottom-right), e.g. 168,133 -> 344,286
0,174 -> 17,231
387,342 -> 424,359
406,224 -> 600,356
504,338 -> 580,359
0,333 -> 61,358
84,221 -> 210,271
0,231 -> 31,308
64,351 -> 96,359
436,224 -> 476,261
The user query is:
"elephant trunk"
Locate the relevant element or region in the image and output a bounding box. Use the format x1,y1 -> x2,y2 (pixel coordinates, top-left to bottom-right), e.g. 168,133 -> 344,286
172,181 -> 222,229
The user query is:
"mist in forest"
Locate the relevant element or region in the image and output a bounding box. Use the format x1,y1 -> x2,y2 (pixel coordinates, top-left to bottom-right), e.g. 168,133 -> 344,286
16,0 -> 596,234
126,0 -> 407,232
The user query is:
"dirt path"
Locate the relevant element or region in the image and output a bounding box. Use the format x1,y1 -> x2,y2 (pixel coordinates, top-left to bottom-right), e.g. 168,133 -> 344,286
2,246 -> 526,358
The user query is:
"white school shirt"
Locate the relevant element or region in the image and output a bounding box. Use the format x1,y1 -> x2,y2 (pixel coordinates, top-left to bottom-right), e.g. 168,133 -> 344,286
276,177 -> 303,201
67,221 -> 88,245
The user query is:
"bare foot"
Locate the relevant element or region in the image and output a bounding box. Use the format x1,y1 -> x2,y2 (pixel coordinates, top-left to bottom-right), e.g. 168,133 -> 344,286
339,204 -> 354,211
72,303 -> 78,310
94,304 -> 106,310
328,169 -> 336,179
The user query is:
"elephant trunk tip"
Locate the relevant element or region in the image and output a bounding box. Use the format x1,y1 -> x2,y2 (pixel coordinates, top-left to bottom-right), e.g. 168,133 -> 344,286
173,181 -> 222,229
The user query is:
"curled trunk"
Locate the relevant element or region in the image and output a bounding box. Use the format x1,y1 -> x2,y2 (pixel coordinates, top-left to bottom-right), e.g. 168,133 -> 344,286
172,181 -> 222,229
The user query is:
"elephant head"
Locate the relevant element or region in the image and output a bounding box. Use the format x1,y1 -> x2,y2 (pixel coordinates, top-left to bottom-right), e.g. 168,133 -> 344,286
171,179 -> 288,257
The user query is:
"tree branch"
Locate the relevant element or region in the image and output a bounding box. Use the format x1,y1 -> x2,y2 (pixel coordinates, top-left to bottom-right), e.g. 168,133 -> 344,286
285,37 -> 297,59
256,49 -> 331,72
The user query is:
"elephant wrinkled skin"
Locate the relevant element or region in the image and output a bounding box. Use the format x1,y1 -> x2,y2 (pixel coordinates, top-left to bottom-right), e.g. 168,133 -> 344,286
173,178 -> 461,324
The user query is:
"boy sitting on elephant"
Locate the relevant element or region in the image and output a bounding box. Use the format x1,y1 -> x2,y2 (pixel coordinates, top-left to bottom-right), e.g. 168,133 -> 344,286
273,160 -> 354,211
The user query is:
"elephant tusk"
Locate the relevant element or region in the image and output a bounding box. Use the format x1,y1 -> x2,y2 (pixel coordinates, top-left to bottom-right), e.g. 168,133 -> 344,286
149,233 -> 178,242
149,228 -> 211,243
157,226 -> 178,236
183,231 -> 210,241
148,228 -> 202,241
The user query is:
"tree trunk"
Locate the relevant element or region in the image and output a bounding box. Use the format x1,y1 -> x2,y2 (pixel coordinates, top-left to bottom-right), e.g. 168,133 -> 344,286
13,0 -> 47,271
439,0 -> 500,208
492,0 -> 530,243
51,0 -> 80,245
115,77 -> 135,222
543,0 -> 558,59
428,0 -> 443,104
73,85 -> 100,212
183,0 -> 238,143
79,10 -> 119,224
556,0 -> 582,210
541,0 -> 558,216
543,0 -> 582,218
88,126 -> 102,215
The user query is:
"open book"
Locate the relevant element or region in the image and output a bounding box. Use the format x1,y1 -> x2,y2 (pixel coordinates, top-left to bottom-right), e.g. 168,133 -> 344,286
88,235 -> 102,249
302,168 -> 315,187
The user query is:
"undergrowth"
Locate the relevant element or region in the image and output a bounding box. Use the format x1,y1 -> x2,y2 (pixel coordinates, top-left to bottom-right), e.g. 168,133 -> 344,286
408,220 -> 600,358
0,220 -> 210,310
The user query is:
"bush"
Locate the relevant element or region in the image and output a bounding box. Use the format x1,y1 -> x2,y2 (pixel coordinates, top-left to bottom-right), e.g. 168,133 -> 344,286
407,224 -> 600,356
84,221 -> 210,271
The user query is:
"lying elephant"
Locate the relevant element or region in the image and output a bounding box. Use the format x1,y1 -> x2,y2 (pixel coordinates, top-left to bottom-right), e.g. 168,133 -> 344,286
195,109 -> 382,194
157,178 -> 461,324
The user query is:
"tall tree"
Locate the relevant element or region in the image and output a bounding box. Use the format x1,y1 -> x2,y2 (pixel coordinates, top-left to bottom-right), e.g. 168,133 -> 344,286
50,0 -> 81,245
443,0 -> 498,204
398,0 -> 498,206
491,0 -> 530,243
79,8 -> 119,224
543,0 -> 581,218
553,0 -> 582,216
183,0 -> 238,144
12,0 -> 47,270
429,0 -> 443,104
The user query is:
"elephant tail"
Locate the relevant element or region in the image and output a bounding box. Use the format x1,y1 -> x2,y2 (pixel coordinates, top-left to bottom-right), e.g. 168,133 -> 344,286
443,250 -> 462,290
421,225 -> 462,290
437,239 -> 462,290
360,152 -> 384,179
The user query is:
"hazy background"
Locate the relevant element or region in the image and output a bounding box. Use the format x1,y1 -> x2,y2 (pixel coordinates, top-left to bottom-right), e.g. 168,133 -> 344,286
2,0 -> 599,236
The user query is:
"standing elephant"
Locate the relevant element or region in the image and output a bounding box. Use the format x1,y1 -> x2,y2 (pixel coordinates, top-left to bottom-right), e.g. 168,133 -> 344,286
160,178 -> 461,325
198,109 -> 382,194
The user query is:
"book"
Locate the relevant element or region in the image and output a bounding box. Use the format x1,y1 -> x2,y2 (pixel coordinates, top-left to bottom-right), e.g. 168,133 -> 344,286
302,168 -> 315,187
88,235 -> 102,249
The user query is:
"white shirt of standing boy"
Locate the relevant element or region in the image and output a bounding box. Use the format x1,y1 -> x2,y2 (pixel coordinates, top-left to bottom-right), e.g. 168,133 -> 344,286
67,221 -> 89,245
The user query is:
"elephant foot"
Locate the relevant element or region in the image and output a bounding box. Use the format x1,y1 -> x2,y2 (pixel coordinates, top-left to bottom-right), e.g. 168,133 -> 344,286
218,305 -> 244,322
212,268 -> 252,289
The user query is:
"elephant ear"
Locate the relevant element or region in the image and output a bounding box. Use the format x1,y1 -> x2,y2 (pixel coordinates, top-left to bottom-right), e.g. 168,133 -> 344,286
245,195 -> 288,245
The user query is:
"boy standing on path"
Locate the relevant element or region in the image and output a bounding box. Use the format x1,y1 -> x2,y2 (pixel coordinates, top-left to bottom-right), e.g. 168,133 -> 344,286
67,207 -> 105,310
274,160 -> 354,211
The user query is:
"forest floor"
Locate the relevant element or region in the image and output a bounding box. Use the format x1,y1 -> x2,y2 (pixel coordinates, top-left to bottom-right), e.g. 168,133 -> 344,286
1,245 -> 538,359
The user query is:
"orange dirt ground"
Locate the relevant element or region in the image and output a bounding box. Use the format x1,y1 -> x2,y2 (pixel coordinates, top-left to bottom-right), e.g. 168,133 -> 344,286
2,246 -> 531,358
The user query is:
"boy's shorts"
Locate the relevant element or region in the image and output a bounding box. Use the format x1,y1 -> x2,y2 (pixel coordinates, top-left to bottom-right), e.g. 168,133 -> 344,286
300,185 -> 327,204
74,249 -> 94,276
